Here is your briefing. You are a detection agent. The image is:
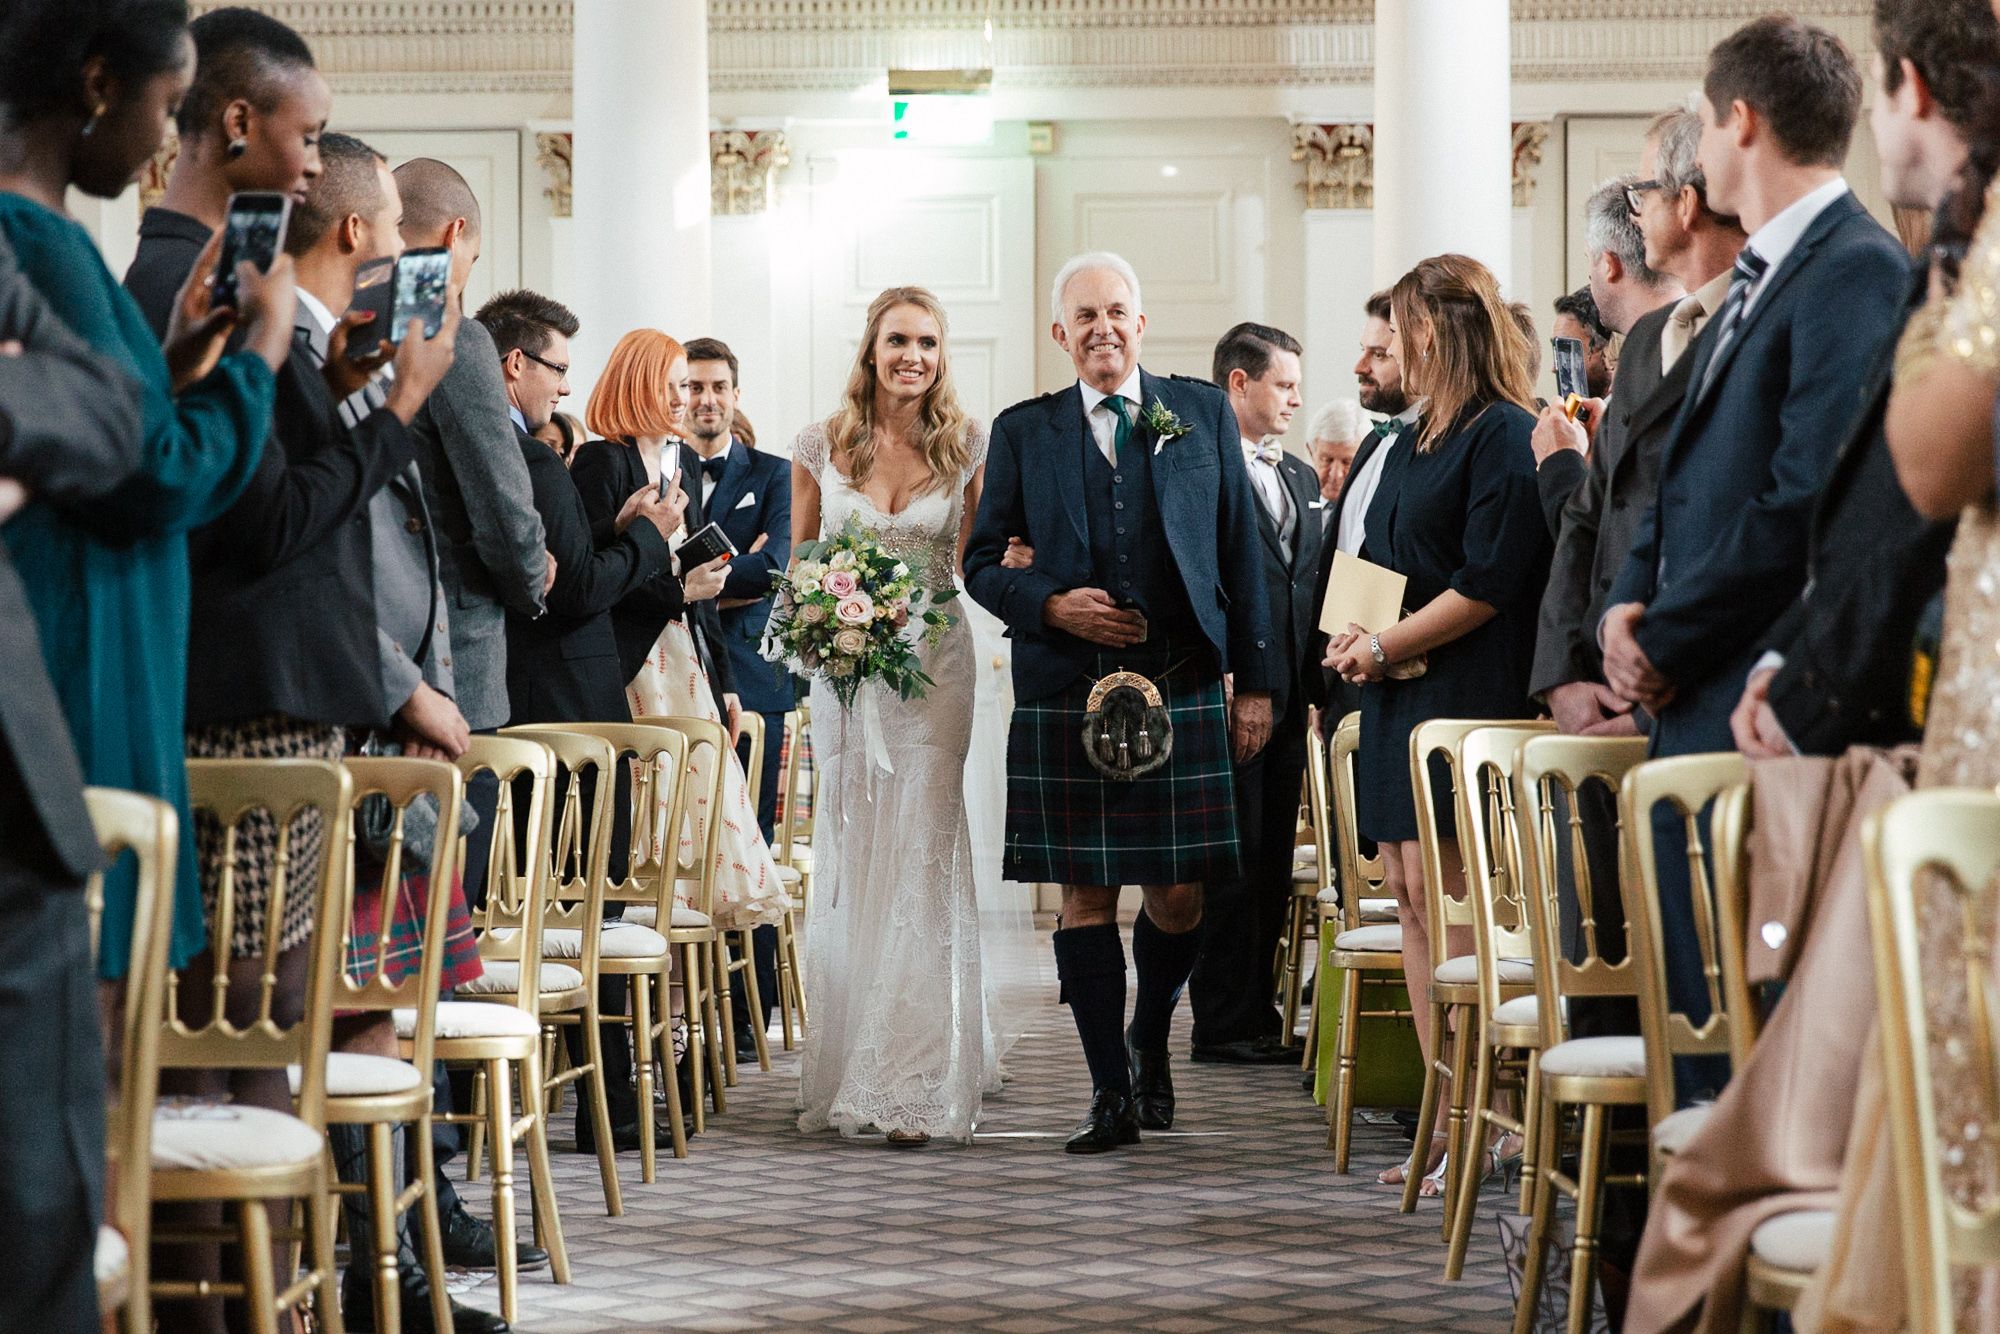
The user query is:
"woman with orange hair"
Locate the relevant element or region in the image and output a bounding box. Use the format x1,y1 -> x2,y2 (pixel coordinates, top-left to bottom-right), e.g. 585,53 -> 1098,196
569,329 -> 789,1023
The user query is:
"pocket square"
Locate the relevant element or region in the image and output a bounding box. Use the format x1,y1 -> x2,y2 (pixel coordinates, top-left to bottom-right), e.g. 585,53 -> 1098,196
733,491 -> 756,511
1308,499 -> 1328,510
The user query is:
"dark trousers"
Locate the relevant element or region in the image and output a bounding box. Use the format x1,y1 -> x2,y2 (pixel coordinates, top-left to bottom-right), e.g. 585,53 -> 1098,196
734,722 -> 784,1028
0,872 -> 104,1333
1648,703 -> 1735,1104
740,716 -> 784,844
1189,688 -> 1309,1048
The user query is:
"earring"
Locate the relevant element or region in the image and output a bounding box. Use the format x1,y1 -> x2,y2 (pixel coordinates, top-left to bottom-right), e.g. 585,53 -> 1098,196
226,138 -> 248,159
80,103 -> 106,137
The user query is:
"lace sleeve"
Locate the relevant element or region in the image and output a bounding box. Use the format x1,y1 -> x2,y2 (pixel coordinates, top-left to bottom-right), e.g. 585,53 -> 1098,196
964,418 -> 989,484
792,420 -> 828,480
1942,177 -> 2000,373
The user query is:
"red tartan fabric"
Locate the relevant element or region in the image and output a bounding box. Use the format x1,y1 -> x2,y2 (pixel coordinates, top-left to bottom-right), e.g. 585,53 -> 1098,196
345,862 -> 484,991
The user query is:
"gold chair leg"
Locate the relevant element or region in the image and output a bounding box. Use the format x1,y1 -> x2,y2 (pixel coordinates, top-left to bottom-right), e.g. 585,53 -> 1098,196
715,937 -> 740,1088
1567,1103 -> 1608,1334
1445,1031 -> 1496,1280
486,1057 -> 519,1326
645,972 -> 689,1159
1513,1097 -> 1560,1334
1327,966 -> 1361,1169
466,1065 -> 488,1183
310,1159 -> 348,1334
1440,1004 -> 1475,1239
679,942 -> 709,1133
520,1044 -> 570,1286
239,1200 -> 279,1334
700,941 -> 728,1112
1300,943 -> 1322,1070
775,914 -> 798,1051
633,972 -> 658,1184
1279,900 -> 1307,1043
413,1112 -> 453,1334
366,1122 -> 402,1333
1402,998 -> 1449,1214
1518,1051 -> 1542,1217
738,929 -> 772,1072
579,994 -> 623,1214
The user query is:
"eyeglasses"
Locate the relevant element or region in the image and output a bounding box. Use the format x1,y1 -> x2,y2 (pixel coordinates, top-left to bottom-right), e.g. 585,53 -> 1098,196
1625,179 -> 1664,214
521,347 -> 570,378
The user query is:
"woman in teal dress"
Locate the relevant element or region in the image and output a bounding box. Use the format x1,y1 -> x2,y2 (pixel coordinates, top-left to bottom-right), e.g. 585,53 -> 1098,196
0,0 -> 297,977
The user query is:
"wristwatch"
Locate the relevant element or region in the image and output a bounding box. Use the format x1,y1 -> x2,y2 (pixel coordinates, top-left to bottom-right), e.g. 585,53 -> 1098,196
1368,633 -> 1388,668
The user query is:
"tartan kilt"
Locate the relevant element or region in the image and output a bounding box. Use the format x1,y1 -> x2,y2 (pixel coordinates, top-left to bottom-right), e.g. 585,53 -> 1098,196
1005,647 -> 1240,886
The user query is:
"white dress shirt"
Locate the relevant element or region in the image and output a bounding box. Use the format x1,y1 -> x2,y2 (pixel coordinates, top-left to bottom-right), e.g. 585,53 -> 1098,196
1079,367 -> 1145,466
1336,402 -> 1422,557
1240,435 -> 1295,559
1737,176 -> 1852,320
295,285 -> 392,426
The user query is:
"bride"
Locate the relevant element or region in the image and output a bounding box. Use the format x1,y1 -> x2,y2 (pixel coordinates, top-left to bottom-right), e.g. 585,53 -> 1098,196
790,286 -> 1008,1146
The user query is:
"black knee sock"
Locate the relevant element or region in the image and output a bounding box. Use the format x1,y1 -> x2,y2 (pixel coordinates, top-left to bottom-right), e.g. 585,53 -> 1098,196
1127,908 -> 1202,1057
1052,923 -> 1131,1096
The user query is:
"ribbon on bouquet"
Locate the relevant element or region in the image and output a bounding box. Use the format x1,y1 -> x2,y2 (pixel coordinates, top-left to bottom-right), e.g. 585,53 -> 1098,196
860,680 -> 896,776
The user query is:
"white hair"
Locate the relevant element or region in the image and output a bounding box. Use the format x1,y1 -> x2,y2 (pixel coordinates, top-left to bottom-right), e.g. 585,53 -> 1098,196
1050,251 -> 1144,324
1307,398 -> 1366,446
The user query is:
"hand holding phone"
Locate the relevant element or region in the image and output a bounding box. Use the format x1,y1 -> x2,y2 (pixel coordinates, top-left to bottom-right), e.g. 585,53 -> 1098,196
1551,335 -> 1591,423
212,192 -> 291,311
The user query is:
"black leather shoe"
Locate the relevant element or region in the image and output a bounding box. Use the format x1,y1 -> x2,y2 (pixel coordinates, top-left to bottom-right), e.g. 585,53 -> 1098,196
341,1263 -> 511,1333
439,1199 -> 550,1273
733,1022 -> 761,1061
576,1110 -> 687,1155
1127,1031 -> 1176,1130
1190,1036 -> 1299,1065
1064,1088 -> 1141,1154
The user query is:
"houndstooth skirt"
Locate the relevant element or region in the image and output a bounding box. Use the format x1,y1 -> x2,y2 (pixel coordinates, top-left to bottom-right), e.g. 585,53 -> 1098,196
188,715 -> 345,960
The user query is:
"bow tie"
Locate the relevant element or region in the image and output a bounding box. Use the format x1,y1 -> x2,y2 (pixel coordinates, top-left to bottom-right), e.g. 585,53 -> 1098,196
1254,442 -> 1283,466
1368,418 -> 1401,441
700,454 -> 728,480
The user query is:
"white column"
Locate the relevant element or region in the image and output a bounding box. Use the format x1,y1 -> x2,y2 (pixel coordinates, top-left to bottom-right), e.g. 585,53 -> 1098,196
571,0 -> 712,379
1372,0 -> 1513,292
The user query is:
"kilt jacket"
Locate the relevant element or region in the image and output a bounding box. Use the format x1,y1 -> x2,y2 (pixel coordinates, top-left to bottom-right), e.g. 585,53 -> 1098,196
965,369 -> 1279,703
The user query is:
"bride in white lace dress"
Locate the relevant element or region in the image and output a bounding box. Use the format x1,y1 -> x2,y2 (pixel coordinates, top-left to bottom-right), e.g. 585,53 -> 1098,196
790,286 -> 1003,1145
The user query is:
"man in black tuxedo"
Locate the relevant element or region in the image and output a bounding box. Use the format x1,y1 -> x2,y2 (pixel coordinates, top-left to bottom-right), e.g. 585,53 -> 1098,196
1600,17 -> 1909,1097
1187,323 -> 1324,1064
1729,0 -> 1994,760
0,233 -> 142,1334
966,252 -> 1277,1153
481,290 -> 686,1155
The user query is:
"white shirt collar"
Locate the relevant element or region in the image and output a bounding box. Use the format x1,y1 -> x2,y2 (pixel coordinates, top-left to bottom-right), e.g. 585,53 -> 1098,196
1079,366 -> 1145,417
508,405 -> 528,433
1743,176 -> 1850,281
295,286 -> 338,337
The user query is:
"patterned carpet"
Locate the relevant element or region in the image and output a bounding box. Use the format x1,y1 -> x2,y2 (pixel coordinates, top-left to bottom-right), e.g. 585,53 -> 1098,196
445,943 -> 1522,1333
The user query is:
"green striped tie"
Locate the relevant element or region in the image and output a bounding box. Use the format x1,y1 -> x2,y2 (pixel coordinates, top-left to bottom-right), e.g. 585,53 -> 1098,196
1102,394 -> 1132,463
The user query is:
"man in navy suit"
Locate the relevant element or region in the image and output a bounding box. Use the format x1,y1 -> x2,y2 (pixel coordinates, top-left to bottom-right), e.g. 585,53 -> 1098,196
683,336 -> 791,1047
1599,15 -> 1909,1098
966,251 -> 1277,1153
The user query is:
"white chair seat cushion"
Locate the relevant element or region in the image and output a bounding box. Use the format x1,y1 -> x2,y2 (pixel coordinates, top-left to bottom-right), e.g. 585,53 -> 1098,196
775,864 -> 802,887
1493,995 -> 1539,1028
95,1225 -> 129,1300
1293,844 -> 1319,866
1538,1035 -> 1645,1079
1360,897 -> 1397,921
1652,1104 -> 1713,1157
396,1000 -> 542,1041
542,924 -> 670,960
1749,1209 -> 1836,1274
622,904 -> 713,930
153,1103 -> 323,1172
1333,923 -> 1403,953
1315,885 -> 1339,905
1291,865 -> 1320,884
1435,954 -> 1534,986
458,961 -> 584,996
287,1052 -> 427,1098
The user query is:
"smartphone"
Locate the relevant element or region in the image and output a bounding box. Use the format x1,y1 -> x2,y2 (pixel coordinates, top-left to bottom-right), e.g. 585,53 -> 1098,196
1551,335 -> 1589,404
342,258 -> 394,364
212,191 -> 291,310
390,246 -> 452,341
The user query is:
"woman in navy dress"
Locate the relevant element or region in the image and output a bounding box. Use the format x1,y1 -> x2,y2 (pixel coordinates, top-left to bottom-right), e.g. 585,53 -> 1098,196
1325,253 -> 1551,1189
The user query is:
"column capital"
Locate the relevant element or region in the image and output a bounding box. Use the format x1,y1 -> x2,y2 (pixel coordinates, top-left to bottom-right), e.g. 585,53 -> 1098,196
1291,123 -> 1373,211
1512,121 -> 1551,207
141,135 -> 179,212
711,130 -> 791,216
535,131 -> 573,218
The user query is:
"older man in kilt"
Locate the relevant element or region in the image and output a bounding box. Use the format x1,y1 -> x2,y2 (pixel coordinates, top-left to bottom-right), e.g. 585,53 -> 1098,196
966,252 -> 1278,1152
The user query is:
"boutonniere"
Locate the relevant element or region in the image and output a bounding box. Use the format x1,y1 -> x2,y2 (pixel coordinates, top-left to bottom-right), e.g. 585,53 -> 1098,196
1143,401 -> 1190,454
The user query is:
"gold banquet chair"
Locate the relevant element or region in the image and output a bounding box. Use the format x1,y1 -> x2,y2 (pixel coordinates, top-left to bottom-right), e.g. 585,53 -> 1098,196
1863,787 -> 2000,1333
635,714 -> 737,1099
1403,718 -> 1548,1221
1323,710 -> 1406,1170
156,759 -> 352,1334
322,757 -> 464,1334
724,709 -> 773,1071
771,706 -> 812,1046
416,737 -> 569,1324
1442,723 -> 1558,1280
84,787 -> 179,1334
559,721 -> 719,1135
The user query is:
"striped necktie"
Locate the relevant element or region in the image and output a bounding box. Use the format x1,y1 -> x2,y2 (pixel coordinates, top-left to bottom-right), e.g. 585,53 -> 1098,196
1696,247 -> 1769,397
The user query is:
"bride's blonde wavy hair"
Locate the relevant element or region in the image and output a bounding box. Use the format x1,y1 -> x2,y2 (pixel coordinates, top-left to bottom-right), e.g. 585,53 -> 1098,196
826,286 -> 971,495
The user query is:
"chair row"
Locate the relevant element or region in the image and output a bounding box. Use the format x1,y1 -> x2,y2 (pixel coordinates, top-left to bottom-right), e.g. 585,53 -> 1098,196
92,711 -> 816,1334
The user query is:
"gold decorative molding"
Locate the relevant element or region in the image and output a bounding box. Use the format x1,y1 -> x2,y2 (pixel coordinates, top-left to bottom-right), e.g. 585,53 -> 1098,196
1291,123 -> 1371,210
710,130 -> 790,216
535,131 -> 572,217
1512,121 -> 1550,208
140,134 -> 179,211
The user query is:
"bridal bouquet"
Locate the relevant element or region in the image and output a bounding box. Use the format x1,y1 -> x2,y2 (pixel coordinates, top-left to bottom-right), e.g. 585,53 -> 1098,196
760,520 -> 957,708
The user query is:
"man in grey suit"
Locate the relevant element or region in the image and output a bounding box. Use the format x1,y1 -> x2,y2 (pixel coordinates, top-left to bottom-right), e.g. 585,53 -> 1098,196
394,159 -> 552,908
0,232 -> 144,1333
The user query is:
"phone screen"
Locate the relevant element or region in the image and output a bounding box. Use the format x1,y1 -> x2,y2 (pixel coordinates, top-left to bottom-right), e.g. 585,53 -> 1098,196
1551,335 -> 1589,403
212,192 -> 290,310
391,247 -> 452,340
343,258 -> 394,364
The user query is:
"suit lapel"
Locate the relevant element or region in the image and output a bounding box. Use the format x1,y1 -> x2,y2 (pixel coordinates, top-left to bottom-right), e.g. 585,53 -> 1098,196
1054,385 -> 1090,548
705,440 -> 752,524
1140,370 -> 1174,519
1622,330 -> 1698,442
1325,429 -> 1383,541
1278,455 -> 1319,570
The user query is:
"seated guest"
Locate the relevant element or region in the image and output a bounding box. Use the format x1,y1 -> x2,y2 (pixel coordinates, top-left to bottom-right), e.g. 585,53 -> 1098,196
1305,397 -> 1366,506
0,231 -> 143,1334
1321,254 -> 1552,1193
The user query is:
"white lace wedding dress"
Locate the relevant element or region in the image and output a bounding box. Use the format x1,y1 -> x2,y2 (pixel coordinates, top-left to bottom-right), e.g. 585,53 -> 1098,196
792,419 -> 1019,1142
